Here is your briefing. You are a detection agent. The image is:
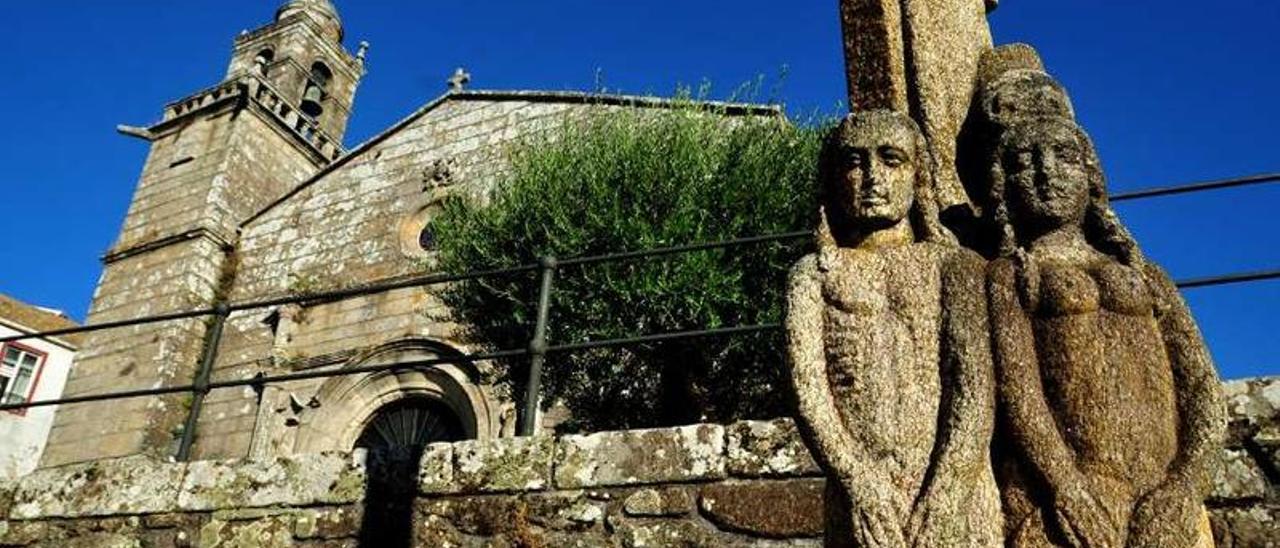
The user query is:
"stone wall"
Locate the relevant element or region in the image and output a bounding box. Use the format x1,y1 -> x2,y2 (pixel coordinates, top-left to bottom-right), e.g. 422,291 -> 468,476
197,94 -> 593,461
196,93 -> 776,461
3,377 -> 1276,547
42,81 -> 326,468
1215,377 -> 1280,547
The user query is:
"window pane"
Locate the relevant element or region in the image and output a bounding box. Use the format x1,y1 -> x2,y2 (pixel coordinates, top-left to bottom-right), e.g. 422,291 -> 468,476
2,347 -> 18,366
10,367 -> 32,400
19,354 -> 37,369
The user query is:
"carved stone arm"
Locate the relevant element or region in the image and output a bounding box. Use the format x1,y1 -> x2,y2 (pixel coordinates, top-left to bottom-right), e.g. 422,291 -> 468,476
986,259 -> 1081,491
927,252 -> 996,488
1145,264 -> 1226,492
785,254 -> 884,488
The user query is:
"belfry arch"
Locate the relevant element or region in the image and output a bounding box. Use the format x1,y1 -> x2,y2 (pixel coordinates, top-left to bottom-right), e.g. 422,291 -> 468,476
291,338 -> 503,455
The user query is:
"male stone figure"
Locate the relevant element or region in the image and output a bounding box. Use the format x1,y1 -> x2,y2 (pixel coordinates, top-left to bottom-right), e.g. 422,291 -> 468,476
785,110 -> 1001,548
839,0 -> 998,211
980,81 -> 1224,545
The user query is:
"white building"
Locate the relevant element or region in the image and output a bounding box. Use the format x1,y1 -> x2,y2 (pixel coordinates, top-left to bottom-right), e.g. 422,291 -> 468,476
0,294 -> 80,478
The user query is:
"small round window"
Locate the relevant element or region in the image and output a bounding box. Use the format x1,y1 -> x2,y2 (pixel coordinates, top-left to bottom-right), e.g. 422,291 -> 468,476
399,204 -> 442,260
417,224 -> 437,252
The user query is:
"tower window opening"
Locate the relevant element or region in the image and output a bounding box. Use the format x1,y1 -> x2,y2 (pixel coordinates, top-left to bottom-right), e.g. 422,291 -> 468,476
254,49 -> 275,75
310,62 -> 333,89
301,62 -> 333,118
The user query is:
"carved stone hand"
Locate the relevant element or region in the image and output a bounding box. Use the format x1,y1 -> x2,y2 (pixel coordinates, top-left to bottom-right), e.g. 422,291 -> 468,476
848,482 -> 909,548
1052,480 -> 1121,548
906,479 -> 949,547
1127,481 -> 1202,548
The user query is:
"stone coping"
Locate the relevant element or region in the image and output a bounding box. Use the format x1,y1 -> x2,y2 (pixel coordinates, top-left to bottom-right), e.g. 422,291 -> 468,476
0,377 -> 1273,522
0,420 -> 819,521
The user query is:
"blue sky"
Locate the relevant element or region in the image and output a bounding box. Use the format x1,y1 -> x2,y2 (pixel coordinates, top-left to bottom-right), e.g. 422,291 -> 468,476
0,1 -> 1276,379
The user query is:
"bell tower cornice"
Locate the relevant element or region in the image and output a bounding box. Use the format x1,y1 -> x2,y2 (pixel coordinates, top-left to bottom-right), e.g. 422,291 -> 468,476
276,0 -> 343,42
155,75 -> 345,165
217,0 -> 365,143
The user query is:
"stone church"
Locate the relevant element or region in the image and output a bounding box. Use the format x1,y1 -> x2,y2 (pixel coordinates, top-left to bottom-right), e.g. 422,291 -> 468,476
41,0 -> 773,467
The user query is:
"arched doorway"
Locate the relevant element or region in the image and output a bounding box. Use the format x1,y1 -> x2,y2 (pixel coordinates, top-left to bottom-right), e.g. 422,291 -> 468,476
290,338 -> 506,455
354,397 -> 464,455
355,397 -> 464,547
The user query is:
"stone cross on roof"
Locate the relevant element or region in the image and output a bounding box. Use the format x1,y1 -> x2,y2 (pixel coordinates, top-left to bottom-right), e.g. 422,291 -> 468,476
447,68 -> 472,92
839,0 -> 997,210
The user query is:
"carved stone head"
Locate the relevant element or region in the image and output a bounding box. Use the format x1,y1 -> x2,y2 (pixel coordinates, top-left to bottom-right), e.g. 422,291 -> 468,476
999,119 -> 1093,231
818,110 -> 951,247
982,70 -> 1074,128
989,116 -> 1140,262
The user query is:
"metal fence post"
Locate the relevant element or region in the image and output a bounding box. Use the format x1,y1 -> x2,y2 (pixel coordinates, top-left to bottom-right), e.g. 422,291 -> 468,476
176,302 -> 230,461
519,256 -> 557,436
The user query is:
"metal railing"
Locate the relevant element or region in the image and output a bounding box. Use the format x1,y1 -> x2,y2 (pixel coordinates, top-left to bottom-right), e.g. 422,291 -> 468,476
1,173 -> 1277,457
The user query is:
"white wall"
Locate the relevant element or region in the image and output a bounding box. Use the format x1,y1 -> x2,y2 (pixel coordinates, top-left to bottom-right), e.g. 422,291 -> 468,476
0,322 -> 75,479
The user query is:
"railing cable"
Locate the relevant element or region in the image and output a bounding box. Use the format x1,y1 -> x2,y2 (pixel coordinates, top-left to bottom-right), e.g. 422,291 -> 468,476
1112,172 -> 1280,201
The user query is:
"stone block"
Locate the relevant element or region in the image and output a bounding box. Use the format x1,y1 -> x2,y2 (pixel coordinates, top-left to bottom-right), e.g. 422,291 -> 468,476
1212,449 -> 1270,501
199,515 -> 294,548
0,483 -> 13,518
1224,378 -> 1280,426
698,479 -> 826,539
725,419 -> 821,478
414,492 -> 586,539
1210,504 -> 1280,548
613,517 -> 722,548
417,442 -> 455,494
0,520 -> 46,546
454,436 -> 554,493
556,424 -> 726,489
558,499 -> 605,525
10,456 -> 184,519
178,452 -> 365,511
622,487 -> 694,517
293,506 -> 361,540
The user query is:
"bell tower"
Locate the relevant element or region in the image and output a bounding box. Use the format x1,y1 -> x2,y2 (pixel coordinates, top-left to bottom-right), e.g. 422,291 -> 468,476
41,1 -> 366,466
227,0 -> 366,141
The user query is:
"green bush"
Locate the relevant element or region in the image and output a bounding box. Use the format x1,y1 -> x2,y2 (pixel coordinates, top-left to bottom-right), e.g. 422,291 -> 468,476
431,94 -> 827,432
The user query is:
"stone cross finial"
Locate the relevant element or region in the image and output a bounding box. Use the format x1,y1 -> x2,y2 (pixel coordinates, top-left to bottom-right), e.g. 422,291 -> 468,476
839,0 -> 995,211
447,68 -> 472,92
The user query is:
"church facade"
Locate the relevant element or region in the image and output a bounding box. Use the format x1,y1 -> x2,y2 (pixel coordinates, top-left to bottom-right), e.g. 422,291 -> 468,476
41,0 -> 774,467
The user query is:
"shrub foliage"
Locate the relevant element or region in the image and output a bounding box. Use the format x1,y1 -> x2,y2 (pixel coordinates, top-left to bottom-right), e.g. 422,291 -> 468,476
432,98 -> 825,432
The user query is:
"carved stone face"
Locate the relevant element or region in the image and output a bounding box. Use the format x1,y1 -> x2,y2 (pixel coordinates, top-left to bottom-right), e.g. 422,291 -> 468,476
830,119 -> 918,231
1002,124 -> 1091,231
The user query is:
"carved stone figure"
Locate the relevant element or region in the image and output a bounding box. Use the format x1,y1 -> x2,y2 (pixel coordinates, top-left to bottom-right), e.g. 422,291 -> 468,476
839,0 -> 998,212
983,114 -> 1225,548
785,110 -> 1001,548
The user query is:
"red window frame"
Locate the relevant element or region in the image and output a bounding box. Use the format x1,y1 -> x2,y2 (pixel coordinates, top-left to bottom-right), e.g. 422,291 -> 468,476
0,341 -> 48,417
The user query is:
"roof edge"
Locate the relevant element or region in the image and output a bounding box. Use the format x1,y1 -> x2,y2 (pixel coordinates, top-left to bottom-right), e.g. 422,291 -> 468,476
239,89 -> 784,230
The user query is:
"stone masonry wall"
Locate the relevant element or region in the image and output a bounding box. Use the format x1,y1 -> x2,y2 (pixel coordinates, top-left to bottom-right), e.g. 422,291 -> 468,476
3,377 -> 1276,547
43,98 -> 325,468
1215,377 -> 1280,547
194,95 -> 665,461
41,237 -> 227,467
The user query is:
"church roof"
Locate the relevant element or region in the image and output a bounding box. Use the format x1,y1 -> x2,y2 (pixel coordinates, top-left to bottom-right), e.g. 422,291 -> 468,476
239,89 -> 782,229
0,293 -> 83,349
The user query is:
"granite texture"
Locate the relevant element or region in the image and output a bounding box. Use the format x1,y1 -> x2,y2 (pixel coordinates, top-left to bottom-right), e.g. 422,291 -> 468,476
980,60 -> 1225,547
839,0 -> 995,211
556,424 -> 727,489
788,111 -> 1001,547
0,405 -> 1272,545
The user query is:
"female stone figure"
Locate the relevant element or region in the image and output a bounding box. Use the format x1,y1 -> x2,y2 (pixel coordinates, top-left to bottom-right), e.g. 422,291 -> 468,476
786,110 -> 1001,548
985,116 -> 1224,548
